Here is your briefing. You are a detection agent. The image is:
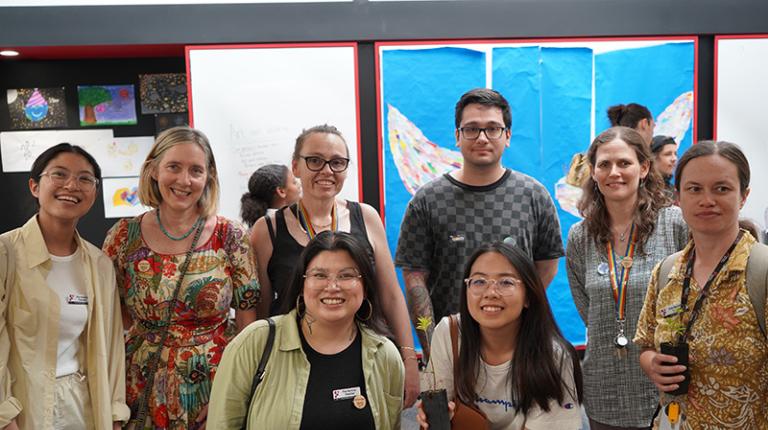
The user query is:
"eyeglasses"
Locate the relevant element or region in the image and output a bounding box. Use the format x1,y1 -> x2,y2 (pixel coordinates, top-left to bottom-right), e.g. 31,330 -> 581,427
299,155 -> 350,173
458,126 -> 507,140
303,271 -> 362,289
464,277 -> 522,296
40,169 -> 99,191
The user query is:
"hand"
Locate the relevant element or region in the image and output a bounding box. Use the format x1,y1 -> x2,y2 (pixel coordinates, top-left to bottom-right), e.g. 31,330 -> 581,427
415,399 -> 455,429
113,422 -> 122,430
639,349 -> 686,392
403,357 -> 420,408
194,404 -> 208,430
3,420 -> 19,430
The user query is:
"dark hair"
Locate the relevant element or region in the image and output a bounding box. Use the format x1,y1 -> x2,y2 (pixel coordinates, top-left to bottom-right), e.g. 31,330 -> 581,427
30,142 -> 102,183
607,103 -> 652,129
291,124 -> 349,161
675,140 -> 750,197
456,243 -> 582,415
578,127 -> 671,254
280,231 -> 390,336
240,164 -> 289,227
650,135 -> 677,154
454,88 -> 512,129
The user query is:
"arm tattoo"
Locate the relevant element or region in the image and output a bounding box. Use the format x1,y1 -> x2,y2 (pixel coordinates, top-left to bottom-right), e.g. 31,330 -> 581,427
404,270 -> 435,355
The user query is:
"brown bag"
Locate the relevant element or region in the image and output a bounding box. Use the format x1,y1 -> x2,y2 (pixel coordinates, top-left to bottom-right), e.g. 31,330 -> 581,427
449,315 -> 491,430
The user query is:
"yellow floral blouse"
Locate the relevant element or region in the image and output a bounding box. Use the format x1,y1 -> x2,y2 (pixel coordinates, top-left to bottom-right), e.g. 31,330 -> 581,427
635,232 -> 768,429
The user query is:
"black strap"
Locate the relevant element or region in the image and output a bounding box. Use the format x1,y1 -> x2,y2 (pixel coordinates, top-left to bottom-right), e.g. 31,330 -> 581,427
265,215 -> 276,244
242,317 -> 276,430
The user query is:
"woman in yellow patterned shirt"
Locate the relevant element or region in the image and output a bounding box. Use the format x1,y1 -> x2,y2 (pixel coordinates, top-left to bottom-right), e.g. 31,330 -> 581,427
635,141 -> 768,429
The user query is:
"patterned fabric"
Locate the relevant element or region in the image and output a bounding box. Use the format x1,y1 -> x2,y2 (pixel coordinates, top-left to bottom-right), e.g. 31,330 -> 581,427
635,232 -> 768,429
102,215 -> 259,429
566,206 -> 688,427
395,169 -> 564,319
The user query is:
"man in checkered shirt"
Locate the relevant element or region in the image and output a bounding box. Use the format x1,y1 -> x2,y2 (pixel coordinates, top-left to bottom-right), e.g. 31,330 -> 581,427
395,88 -> 564,359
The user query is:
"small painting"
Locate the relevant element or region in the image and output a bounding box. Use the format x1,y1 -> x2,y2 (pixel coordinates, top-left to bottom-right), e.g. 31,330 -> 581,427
78,84 -> 137,126
139,73 -> 188,114
154,113 -> 189,135
6,87 -> 67,129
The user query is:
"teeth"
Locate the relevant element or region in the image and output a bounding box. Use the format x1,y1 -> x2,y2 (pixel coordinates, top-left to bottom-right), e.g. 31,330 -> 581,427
57,196 -> 79,203
321,298 -> 344,305
171,188 -> 191,196
482,306 -> 502,312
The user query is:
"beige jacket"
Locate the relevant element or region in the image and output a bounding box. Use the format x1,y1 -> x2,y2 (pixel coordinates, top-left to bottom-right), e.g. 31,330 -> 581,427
0,216 -> 130,429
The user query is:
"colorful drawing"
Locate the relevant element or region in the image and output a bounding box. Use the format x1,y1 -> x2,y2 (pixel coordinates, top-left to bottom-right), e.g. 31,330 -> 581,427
387,104 -> 462,195
102,177 -> 150,218
139,73 -> 188,114
78,85 -> 137,126
113,186 -> 140,207
654,91 -> 694,144
6,87 -> 67,129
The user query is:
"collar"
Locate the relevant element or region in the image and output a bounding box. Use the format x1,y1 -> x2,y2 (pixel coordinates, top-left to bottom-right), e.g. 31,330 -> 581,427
20,215 -> 87,269
278,309 -> 387,355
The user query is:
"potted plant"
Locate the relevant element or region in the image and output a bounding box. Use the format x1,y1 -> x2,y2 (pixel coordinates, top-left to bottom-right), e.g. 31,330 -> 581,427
417,316 -> 451,430
659,317 -> 690,396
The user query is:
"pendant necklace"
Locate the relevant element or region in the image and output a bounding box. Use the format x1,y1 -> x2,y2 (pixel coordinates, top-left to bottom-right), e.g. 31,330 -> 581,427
156,209 -> 203,241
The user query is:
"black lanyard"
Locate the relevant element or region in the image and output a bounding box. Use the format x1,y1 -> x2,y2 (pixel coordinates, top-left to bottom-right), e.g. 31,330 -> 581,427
677,231 -> 743,343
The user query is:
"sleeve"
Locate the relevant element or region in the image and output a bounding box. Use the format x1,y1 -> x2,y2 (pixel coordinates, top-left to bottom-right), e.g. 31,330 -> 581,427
633,262 -> 661,348
426,317 -> 454,398
672,208 -> 690,251
102,219 -> 128,302
383,339 -> 405,430
101,259 -> 130,422
523,345 -> 581,430
565,225 -> 589,325
532,182 -> 565,261
207,322 -> 269,429
394,194 -> 433,270
0,238 -> 22,426
225,221 -> 261,310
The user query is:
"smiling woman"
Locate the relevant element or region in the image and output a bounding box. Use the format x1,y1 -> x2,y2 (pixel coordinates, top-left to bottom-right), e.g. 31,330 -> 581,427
0,143 -> 129,430
101,126 -> 260,430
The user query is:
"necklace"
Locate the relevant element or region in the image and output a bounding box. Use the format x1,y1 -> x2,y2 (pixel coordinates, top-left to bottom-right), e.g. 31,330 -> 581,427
156,209 -> 203,241
615,222 -> 633,242
297,200 -> 337,240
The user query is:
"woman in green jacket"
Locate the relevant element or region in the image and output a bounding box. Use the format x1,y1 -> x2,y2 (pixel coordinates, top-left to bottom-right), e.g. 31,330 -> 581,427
208,231 -> 404,429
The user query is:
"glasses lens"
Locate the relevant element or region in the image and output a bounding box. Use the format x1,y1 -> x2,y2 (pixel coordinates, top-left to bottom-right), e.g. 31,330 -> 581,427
461,127 -> 480,139
304,156 -> 325,171
329,158 -> 349,172
486,127 -> 505,139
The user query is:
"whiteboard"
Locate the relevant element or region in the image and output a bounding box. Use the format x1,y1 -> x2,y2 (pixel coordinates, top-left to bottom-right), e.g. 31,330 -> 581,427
187,43 -> 361,222
715,36 -> 768,228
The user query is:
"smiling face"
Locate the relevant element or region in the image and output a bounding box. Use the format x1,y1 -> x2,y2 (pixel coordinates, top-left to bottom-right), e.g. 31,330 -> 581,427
302,249 -> 364,326
293,132 -> 349,201
465,251 -> 527,332
591,138 -> 650,205
30,152 -> 98,224
655,144 -> 678,177
678,154 -> 748,239
152,142 -> 208,215
455,103 -> 510,169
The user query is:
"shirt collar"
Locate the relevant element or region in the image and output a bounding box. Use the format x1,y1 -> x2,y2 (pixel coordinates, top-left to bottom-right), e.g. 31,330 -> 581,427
670,230 -> 754,279
20,215 -> 87,269
278,309 -> 387,354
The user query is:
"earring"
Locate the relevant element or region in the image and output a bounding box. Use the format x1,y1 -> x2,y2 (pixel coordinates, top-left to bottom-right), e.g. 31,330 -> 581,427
296,295 -> 306,318
356,298 -> 373,322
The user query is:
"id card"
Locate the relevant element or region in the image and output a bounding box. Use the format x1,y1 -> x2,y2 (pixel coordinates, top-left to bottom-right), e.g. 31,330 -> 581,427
332,386 -> 361,401
67,294 -> 88,305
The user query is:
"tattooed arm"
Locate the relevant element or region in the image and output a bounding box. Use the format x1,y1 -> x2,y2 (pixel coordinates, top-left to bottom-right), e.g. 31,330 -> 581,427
403,268 -> 434,362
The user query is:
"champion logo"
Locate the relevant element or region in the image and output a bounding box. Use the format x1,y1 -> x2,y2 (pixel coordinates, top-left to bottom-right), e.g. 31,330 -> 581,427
563,402 -> 576,409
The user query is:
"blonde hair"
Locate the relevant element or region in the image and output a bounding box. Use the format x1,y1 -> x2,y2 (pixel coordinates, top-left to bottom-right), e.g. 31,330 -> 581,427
138,126 -> 220,217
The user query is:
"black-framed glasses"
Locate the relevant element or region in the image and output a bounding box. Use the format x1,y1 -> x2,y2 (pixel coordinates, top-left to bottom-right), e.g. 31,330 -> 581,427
464,276 -> 522,296
40,169 -> 99,191
299,155 -> 350,173
458,126 -> 507,140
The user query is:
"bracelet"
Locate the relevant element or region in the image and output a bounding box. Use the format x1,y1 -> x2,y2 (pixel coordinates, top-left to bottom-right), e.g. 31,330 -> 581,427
403,355 -> 419,361
399,346 -> 416,352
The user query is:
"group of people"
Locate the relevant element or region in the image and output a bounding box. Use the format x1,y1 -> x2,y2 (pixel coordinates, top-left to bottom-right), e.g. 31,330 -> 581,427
0,86 -> 764,430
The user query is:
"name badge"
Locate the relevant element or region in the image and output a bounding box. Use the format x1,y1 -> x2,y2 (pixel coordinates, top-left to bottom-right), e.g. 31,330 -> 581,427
67,294 -> 88,305
660,303 -> 683,318
332,386 -> 361,401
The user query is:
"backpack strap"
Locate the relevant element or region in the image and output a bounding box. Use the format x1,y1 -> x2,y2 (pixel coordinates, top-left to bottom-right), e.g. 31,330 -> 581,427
448,314 -> 460,387
747,243 -> 768,339
243,318 -> 276,429
657,251 -> 683,293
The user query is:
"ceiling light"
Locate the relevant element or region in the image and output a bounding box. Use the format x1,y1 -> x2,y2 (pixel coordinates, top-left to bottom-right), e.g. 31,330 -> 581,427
0,50 -> 20,57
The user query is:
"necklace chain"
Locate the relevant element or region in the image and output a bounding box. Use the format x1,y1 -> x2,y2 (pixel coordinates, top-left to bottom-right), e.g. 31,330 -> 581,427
615,222 -> 632,242
156,209 -> 202,241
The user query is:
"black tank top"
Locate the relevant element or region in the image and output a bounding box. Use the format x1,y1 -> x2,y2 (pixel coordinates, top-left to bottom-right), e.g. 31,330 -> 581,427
266,201 -> 373,316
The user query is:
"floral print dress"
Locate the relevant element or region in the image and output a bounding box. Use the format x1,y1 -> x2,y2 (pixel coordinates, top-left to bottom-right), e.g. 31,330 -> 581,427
103,215 -> 260,429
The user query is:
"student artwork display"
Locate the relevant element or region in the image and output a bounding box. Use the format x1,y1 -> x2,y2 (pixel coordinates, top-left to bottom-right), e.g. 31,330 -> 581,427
6,87 -> 67,129
0,129 -> 114,172
100,136 -> 154,177
139,73 -> 188,114
102,176 -> 150,219
378,39 -> 697,345
154,113 -> 188,135
78,84 -> 137,126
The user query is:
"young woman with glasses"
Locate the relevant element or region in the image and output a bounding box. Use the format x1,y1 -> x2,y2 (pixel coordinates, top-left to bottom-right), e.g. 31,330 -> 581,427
208,231 -> 404,429
416,242 -> 582,429
566,126 -> 688,430
249,124 -> 420,406
0,144 -> 128,430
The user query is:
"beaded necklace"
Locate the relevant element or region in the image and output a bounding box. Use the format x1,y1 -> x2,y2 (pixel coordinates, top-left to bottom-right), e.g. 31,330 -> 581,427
156,209 -> 203,241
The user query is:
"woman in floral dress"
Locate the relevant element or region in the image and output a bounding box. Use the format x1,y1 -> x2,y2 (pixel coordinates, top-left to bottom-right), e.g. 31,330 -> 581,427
103,126 -> 259,429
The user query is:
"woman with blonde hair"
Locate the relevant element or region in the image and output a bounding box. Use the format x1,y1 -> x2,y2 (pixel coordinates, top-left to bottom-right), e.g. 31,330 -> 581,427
103,126 -> 260,429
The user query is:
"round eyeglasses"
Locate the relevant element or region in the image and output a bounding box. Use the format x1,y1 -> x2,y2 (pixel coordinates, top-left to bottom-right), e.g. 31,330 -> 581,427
303,271 -> 362,290
40,169 -> 99,191
299,155 -> 350,173
464,277 -> 522,296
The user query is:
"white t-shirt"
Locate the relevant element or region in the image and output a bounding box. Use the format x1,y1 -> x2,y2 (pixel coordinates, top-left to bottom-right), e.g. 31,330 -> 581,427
48,249 -> 88,377
428,315 -> 581,430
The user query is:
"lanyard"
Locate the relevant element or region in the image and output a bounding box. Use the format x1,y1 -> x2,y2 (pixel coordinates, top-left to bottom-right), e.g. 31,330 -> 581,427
297,200 -> 337,240
677,231 -> 743,343
606,223 -> 637,322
